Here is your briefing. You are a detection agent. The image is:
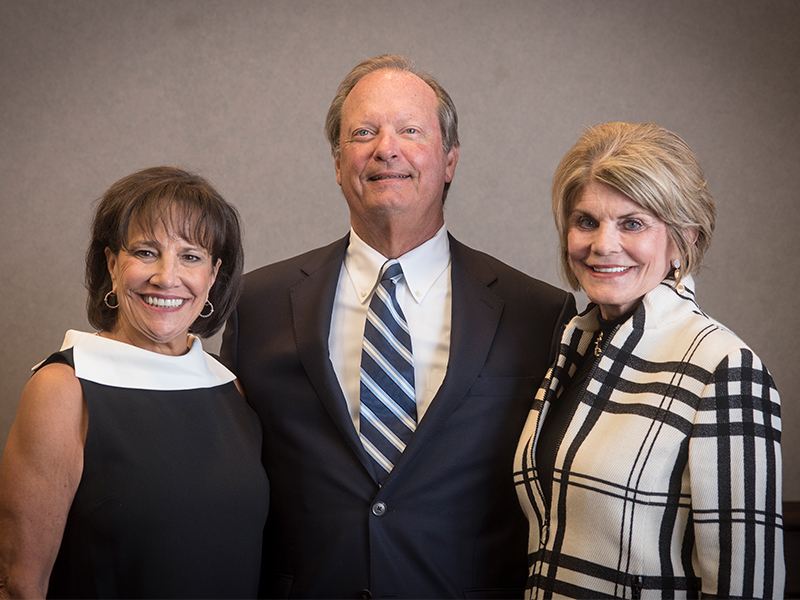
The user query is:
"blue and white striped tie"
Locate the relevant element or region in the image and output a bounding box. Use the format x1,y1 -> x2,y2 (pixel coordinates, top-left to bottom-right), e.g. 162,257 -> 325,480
359,259 -> 416,481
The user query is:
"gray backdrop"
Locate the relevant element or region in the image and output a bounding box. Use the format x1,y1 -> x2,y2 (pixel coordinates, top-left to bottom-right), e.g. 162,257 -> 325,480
2,1 -> 798,500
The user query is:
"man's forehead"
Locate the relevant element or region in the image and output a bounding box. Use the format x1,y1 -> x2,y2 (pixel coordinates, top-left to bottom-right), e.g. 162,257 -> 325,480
342,69 -> 436,119
357,67 -> 422,86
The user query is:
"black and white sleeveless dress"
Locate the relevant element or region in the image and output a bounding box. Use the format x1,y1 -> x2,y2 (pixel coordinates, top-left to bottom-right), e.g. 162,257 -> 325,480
42,330 -> 269,599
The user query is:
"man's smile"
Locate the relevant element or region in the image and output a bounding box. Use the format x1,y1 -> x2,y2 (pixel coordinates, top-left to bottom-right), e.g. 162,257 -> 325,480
368,173 -> 411,181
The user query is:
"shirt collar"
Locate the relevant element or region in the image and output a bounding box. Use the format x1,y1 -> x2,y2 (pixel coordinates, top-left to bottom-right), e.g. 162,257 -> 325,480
344,225 -> 451,305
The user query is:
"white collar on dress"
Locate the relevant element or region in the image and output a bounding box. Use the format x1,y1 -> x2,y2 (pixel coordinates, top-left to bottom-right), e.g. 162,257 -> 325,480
36,330 -> 236,391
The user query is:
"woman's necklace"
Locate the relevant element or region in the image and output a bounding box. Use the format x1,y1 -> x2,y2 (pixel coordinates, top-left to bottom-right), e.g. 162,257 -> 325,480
594,331 -> 604,356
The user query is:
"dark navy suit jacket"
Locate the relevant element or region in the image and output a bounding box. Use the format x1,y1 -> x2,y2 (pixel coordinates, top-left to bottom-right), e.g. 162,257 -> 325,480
221,233 -> 576,599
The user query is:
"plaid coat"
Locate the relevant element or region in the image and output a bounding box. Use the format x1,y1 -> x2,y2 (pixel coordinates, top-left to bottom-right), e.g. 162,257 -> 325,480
514,277 -> 784,599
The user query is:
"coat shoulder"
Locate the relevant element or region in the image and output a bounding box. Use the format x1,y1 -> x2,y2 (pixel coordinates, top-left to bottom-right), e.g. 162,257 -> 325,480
241,236 -> 348,296
450,236 -> 573,307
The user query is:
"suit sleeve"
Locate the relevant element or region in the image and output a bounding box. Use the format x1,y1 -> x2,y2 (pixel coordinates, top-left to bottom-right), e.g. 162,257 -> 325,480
219,306 -> 240,375
689,347 -> 784,599
548,293 -> 577,365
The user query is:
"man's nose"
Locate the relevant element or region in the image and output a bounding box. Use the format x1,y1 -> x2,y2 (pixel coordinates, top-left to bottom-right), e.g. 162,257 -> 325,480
374,130 -> 399,161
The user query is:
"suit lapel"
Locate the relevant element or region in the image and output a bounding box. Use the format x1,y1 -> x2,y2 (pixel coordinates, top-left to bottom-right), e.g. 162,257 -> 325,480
289,235 -> 379,478
291,234 -> 505,486
383,235 -> 505,483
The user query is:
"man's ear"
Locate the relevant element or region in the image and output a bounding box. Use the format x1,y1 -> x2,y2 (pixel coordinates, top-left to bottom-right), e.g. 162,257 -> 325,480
444,145 -> 459,183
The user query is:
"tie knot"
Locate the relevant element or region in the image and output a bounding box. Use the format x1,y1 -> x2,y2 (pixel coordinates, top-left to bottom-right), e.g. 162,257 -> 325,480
380,259 -> 404,284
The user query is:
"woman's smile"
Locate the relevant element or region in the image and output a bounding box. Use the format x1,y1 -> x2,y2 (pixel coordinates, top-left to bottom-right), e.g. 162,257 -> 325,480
104,222 -> 220,355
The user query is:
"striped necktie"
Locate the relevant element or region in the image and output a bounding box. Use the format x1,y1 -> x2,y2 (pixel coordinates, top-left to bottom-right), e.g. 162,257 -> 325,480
359,259 -> 417,481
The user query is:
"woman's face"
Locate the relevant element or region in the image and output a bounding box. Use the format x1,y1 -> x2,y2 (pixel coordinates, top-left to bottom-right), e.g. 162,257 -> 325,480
104,220 -> 220,355
568,180 -> 678,319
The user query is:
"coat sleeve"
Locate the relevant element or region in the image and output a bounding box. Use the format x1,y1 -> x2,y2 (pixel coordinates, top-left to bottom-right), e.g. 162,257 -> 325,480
688,347 -> 784,599
219,306 -> 240,374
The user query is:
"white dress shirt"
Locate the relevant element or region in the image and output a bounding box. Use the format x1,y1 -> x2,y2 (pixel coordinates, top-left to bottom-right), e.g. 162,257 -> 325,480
329,225 -> 452,429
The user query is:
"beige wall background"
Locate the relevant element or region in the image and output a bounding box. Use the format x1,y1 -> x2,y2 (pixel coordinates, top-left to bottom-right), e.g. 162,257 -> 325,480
1,0 -> 798,499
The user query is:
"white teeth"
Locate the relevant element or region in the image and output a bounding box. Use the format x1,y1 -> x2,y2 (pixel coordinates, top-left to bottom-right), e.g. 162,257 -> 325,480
593,266 -> 630,273
144,296 -> 185,308
371,174 -> 409,180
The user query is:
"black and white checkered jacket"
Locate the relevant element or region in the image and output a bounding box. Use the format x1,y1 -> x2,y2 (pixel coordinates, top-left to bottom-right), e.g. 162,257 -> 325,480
514,276 -> 783,599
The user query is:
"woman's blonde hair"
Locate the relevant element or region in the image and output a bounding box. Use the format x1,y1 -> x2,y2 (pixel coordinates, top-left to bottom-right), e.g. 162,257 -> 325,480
552,121 -> 716,290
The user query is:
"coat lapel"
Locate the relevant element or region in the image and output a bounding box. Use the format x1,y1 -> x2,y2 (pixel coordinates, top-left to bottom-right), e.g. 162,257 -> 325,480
289,235 -> 379,478
290,234 -> 506,486
382,235 -> 505,484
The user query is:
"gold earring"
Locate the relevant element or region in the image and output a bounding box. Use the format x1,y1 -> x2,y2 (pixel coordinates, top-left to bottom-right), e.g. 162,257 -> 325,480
672,259 -> 685,294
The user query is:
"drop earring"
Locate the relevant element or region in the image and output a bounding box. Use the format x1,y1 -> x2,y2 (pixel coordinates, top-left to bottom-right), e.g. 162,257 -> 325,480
672,259 -> 685,294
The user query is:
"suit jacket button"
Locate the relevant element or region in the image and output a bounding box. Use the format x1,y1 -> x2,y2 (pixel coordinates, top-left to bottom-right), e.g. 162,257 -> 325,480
359,589 -> 372,599
371,501 -> 387,516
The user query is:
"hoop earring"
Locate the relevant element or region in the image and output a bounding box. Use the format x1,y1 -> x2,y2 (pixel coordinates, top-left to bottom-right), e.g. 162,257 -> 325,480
199,300 -> 214,318
103,290 -> 119,309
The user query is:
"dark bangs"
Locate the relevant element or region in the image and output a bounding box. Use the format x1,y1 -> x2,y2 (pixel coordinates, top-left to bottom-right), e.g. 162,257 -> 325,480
115,186 -> 225,258
86,167 -> 244,337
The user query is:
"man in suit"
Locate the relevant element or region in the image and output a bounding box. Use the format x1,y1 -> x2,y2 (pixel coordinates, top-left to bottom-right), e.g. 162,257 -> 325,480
221,54 -> 576,599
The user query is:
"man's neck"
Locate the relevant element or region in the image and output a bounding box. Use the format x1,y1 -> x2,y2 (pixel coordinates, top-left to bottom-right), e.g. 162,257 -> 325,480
352,213 -> 445,259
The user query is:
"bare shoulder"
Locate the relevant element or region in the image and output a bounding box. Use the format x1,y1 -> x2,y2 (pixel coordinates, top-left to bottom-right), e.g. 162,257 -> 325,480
0,364 -> 86,598
23,361 -> 83,402
16,363 -> 85,436
2,362 -> 86,481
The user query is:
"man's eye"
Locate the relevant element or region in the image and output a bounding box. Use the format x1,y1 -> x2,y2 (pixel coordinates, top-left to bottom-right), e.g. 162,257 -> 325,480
405,128 -> 417,134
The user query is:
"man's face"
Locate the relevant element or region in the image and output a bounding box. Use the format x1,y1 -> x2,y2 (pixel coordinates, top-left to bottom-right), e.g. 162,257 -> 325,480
335,69 -> 458,239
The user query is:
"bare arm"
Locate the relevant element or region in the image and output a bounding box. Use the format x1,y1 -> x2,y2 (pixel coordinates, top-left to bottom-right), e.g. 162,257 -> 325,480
0,364 -> 87,599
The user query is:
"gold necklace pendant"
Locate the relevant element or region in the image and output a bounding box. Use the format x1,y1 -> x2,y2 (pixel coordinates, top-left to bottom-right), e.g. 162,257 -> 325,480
594,331 -> 604,357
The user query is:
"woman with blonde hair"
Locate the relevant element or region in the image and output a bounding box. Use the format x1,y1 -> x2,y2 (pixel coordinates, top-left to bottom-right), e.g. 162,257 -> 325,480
515,122 -> 783,598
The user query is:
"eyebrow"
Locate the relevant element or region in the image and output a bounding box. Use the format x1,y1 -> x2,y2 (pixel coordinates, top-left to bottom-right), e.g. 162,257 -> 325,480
125,236 -> 206,252
571,209 -> 652,219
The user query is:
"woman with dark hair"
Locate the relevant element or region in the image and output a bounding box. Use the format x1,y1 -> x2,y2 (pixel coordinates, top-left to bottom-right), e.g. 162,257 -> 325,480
0,167 -> 267,599
514,122 -> 783,598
